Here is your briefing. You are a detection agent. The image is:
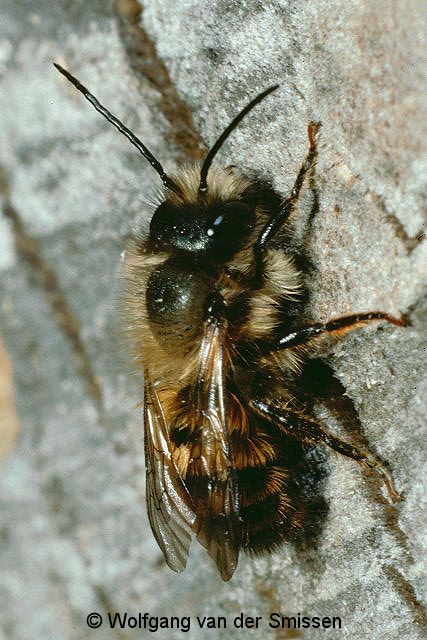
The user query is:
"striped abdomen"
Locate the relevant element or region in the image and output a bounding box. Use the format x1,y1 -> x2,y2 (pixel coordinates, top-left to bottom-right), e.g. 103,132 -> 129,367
170,395 -> 309,553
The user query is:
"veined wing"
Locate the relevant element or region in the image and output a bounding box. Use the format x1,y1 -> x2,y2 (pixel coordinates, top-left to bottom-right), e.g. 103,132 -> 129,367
191,318 -> 241,581
144,317 -> 241,581
144,374 -> 196,573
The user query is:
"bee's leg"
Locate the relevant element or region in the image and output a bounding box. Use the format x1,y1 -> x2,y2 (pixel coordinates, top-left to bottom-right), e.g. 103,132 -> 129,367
250,399 -> 400,503
268,312 -> 407,350
253,121 -> 320,283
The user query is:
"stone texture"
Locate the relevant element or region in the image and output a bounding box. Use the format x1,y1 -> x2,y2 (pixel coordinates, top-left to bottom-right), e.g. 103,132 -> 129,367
0,1 -> 425,639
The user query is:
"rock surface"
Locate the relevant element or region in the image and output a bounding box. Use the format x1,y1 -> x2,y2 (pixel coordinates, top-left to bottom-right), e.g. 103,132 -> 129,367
0,1 -> 425,639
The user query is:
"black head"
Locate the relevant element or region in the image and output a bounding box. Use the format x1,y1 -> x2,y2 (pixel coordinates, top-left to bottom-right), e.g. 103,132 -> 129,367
149,198 -> 255,263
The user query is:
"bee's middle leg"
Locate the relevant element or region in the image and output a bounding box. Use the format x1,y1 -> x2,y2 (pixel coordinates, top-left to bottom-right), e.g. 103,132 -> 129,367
267,312 -> 407,350
250,398 -> 400,503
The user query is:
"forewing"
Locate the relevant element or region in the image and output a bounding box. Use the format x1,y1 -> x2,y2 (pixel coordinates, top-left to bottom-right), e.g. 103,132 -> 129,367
144,375 -> 196,573
193,319 -> 241,581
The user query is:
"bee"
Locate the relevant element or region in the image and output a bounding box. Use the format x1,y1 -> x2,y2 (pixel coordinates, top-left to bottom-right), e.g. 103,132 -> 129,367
54,63 -> 407,581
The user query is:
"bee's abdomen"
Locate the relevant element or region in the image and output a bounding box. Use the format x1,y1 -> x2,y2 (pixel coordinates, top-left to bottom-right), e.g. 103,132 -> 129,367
173,420 -> 311,553
232,428 -> 310,553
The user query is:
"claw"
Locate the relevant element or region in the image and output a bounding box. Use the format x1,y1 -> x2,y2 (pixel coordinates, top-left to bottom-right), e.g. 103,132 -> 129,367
363,456 -> 402,504
308,121 -> 321,146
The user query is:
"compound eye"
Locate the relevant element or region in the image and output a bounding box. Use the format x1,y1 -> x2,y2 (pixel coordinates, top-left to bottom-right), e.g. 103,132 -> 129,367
207,201 -> 254,235
149,202 -> 207,252
149,202 -> 175,245
206,201 -> 255,260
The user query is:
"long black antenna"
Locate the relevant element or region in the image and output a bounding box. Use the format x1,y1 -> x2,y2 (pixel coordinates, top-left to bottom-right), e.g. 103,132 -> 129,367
199,84 -> 279,193
54,63 -> 181,195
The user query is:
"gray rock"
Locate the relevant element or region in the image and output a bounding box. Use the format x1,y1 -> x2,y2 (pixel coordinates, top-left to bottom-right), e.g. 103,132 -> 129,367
0,1 -> 425,639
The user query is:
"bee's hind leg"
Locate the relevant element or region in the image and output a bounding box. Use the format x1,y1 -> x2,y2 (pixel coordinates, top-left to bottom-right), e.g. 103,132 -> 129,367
250,398 -> 401,503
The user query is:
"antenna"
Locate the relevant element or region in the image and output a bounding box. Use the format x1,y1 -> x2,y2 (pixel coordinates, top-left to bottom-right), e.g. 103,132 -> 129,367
199,84 -> 279,193
54,63 -> 181,195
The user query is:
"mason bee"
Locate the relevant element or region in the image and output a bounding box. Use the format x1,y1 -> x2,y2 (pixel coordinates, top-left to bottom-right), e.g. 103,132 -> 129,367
55,63 -> 406,581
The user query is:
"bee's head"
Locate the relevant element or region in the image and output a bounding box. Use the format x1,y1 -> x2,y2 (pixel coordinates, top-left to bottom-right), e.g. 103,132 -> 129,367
53,65 -> 278,261
149,197 -> 255,262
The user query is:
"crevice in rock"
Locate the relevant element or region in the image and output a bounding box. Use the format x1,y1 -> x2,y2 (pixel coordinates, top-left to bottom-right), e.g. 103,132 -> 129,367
369,191 -> 423,254
256,583 -> 304,639
93,585 -> 129,640
383,564 -> 427,631
114,0 -> 207,164
0,165 -> 105,416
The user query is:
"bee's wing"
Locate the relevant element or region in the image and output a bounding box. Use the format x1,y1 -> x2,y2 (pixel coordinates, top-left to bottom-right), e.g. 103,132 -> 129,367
143,375 -> 197,573
192,319 -> 241,581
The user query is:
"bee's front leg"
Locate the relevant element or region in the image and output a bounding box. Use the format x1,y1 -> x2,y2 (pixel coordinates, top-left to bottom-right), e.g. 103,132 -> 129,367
253,122 -> 321,283
250,398 -> 401,503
